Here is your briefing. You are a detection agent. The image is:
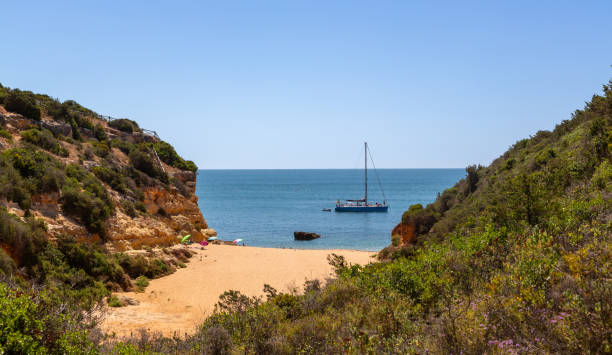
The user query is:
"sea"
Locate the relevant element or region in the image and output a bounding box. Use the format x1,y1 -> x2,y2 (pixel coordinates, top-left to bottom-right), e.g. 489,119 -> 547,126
195,169 -> 465,251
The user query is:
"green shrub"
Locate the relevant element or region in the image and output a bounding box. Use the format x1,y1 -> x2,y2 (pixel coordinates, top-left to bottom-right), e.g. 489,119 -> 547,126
20,128 -> 69,157
0,211 -> 47,267
134,201 -> 147,213
121,200 -> 137,218
4,90 -> 41,120
107,295 -> 124,307
110,138 -> 135,155
129,149 -> 168,183
69,118 -> 81,140
109,118 -> 140,133
135,276 -> 149,292
0,249 -> 17,276
0,284 -> 95,353
75,116 -> 94,131
154,141 -> 198,172
93,165 -> 128,193
0,84 -> 7,104
94,124 -> 107,141
0,129 -> 12,141
90,140 -> 109,157
56,235 -> 130,290
116,254 -> 174,280
401,203 -> 437,236
0,148 -> 66,209
60,184 -> 113,237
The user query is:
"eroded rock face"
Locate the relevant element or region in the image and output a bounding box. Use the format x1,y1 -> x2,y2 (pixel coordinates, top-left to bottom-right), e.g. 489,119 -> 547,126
14,181 -> 208,250
0,107 -> 209,251
170,171 -> 196,184
41,120 -> 72,136
33,186 -> 208,248
391,222 -> 417,245
202,228 -> 217,238
141,186 -> 207,243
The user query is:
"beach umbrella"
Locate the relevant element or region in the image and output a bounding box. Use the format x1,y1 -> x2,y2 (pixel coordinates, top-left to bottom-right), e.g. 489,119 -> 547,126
180,234 -> 191,244
233,238 -> 243,244
207,236 -> 218,241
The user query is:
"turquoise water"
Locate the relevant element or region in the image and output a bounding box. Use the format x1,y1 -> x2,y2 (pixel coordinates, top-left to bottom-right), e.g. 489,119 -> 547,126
195,169 -> 465,251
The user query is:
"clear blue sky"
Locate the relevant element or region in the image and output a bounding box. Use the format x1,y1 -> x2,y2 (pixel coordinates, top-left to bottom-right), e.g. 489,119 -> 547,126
2,1 -> 611,169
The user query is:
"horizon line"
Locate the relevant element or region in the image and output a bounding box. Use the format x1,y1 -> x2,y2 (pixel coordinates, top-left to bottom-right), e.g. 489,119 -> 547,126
196,167 -> 466,170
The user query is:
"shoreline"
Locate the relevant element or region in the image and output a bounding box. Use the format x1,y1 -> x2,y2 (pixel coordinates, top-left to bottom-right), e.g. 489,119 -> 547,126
103,244 -> 375,337
208,243 -> 380,253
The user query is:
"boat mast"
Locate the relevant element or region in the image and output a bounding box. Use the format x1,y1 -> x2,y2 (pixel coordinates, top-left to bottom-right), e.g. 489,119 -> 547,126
364,142 -> 368,204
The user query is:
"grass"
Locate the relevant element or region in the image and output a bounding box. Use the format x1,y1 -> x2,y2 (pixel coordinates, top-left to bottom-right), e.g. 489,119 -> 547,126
0,128 -> 12,141
107,295 -> 125,307
134,275 -> 149,292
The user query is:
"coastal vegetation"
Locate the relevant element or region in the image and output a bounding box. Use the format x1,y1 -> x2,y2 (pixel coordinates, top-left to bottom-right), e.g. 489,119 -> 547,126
0,77 -> 609,353
0,84 -> 202,351
108,79 -> 610,353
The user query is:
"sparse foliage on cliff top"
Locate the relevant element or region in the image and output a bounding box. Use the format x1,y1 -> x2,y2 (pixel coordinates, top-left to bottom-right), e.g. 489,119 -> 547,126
109,118 -> 140,133
4,90 -> 41,121
154,140 -> 198,172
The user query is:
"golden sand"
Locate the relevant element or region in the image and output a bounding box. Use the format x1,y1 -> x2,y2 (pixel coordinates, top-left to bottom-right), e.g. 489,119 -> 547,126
102,244 -> 375,337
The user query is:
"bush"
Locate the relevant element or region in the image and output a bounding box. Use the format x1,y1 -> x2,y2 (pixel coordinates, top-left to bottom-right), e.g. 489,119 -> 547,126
0,284 -> 96,353
94,124 -> 107,141
109,118 -> 140,133
0,249 -> 17,276
121,200 -> 137,218
93,165 -> 128,193
4,90 -> 41,120
110,139 -> 135,155
0,129 -> 12,141
90,140 -> 109,157
116,254 -> 174,280
0,211 -> 46,267
401,203 -> 437,236
0,148 -> 66,208
134,201 -> 147,213
154,141 -> 198,172
20,128 -> 69,157
107,295 -> 124,307
56,235 -> 130,291
129,149 -> 168,182
135,276 -> 149,292
60,184 -> 113,237
0,84 -> 7,104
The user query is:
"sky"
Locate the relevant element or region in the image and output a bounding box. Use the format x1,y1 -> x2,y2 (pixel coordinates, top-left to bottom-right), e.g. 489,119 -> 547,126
1,1 -> 611,169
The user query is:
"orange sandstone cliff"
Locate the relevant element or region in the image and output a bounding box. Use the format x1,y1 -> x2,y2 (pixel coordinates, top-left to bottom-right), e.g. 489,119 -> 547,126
0,98 -> 212,251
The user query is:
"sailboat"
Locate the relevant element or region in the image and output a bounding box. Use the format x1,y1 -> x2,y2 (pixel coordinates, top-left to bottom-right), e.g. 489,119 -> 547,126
335,142 -> 389,212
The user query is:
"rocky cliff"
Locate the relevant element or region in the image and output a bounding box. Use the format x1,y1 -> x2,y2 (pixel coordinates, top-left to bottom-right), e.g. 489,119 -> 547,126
0,85 -> 211,251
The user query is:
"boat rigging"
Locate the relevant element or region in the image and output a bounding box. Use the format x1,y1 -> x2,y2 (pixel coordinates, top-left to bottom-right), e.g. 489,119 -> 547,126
335,142 -> 389,212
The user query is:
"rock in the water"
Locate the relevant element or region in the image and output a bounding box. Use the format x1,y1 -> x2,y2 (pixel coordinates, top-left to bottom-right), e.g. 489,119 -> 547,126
294,231 -> 321,241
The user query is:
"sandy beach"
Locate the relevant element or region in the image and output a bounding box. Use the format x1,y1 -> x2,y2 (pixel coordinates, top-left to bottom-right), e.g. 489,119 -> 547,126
102,244 -> 375,337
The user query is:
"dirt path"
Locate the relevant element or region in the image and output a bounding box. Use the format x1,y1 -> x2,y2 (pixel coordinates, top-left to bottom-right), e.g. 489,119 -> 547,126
102,244 -> 375,337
